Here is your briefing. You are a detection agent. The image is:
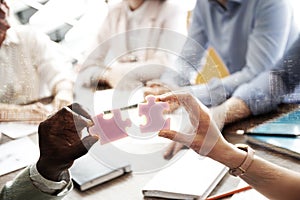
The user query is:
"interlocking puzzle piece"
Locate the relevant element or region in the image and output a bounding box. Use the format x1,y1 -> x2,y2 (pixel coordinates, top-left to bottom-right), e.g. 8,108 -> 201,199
138,95 -> 170,133
89,109 -> 132,144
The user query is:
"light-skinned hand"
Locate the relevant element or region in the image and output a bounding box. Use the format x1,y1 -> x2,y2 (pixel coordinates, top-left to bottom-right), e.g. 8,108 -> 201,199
144,80 -> 171,97
144,81 -> 181,113
157,93 -> 227,158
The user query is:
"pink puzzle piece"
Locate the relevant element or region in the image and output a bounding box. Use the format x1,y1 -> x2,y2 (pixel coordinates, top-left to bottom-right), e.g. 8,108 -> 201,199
138,95 -> 170,133
89,109 -> 132,144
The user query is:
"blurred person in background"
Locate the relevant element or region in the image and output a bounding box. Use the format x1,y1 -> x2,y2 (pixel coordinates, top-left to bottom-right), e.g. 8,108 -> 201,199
163,34 -> 300,158
144,0 -> 299,157
0,0 -> 74,122
79,0 -> 187,90
145,0 -> 298,109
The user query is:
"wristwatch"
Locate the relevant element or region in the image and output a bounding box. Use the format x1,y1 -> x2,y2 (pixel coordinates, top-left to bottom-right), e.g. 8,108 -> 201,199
229,144 -> 255,177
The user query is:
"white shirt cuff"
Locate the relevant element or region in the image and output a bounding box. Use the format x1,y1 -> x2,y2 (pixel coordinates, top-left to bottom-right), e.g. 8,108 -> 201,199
29,164 -> 73,196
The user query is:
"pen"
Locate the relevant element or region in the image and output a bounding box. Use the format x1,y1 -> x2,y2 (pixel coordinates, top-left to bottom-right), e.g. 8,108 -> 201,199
103,103 -> 138,114
206,185 -> 252,200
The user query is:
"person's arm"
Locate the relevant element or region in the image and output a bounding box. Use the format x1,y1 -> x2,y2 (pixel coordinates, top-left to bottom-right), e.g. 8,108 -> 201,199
157,93 -> 300,200
210,97 -> 251,130
162,36 -> 300,155
0,166 -> 70,200
0,102 -> 49,122
221,0 -> 295,96
25,28 -> 74,111
217,146 -> 300,200
106,2 -> 189,89
0,103 -> 98,200
232,35 -> 300,116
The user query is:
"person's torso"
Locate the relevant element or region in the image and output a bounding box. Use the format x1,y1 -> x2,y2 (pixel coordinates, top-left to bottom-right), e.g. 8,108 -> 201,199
0,29 -> 42,104
197,0 -> 298,74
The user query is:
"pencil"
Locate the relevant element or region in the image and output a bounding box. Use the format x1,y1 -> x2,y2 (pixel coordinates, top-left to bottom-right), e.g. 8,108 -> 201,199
206,185 -> 252,200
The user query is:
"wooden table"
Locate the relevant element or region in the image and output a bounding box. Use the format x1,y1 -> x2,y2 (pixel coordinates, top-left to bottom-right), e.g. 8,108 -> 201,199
1,104 -> 300,200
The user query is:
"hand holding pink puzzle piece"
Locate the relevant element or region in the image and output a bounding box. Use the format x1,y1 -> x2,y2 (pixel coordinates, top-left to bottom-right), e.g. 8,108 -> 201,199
138,95 -> 170,133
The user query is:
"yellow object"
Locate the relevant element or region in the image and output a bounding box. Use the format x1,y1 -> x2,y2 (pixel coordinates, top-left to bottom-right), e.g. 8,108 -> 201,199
195,47 -> 230,84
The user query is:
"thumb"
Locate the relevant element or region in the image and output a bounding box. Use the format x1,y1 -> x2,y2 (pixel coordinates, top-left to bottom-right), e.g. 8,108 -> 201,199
159,130 -> 195,147
82,135 -> 99,151
73,135 -> 99,159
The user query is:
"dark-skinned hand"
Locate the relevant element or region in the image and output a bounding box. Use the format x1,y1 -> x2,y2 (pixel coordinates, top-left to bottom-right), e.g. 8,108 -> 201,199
37,103 -> 99,181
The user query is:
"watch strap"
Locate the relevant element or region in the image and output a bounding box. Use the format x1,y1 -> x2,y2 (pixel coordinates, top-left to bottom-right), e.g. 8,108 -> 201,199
229,144 -> 255,177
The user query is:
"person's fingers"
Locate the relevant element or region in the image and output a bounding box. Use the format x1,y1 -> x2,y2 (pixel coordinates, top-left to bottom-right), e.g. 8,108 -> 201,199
173,143 -> 185,156
159,130 -> 195,147
32,103 -> 49,114
64,105 -> 94,131
167,101 -> 180,113
156,93 -> 179,105
0,19 -> 10,31
68,103 -> 93,121
158,92 -> 186,101
164,94 -> 207,127
163,142 -> 177,160
145,80 -> 163,87
81,135 -> 99,150
163,142 -> 186,160
72,135 -> 99,159
27,104 -> 49,121
144,87 -> 159,97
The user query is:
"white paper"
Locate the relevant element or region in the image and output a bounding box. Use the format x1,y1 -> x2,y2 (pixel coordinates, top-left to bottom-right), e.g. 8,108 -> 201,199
0,122 -> 39,139
0,137 -> 39,176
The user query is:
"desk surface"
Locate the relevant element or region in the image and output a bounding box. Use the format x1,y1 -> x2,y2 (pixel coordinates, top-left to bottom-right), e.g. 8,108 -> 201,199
1,104 -> 300,200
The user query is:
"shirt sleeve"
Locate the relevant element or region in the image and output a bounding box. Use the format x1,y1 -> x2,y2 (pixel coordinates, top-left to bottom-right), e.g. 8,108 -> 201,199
29,164 -> 72,196
222,0 -> 295,96
233,35 -> 300,115
22,28 -> 74,94
0,166 -> 72,200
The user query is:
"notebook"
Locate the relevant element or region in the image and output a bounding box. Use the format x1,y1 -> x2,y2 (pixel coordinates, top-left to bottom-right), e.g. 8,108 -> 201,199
70,153 -> 131,191
247,108 -> 300,137
247,135 -> 300,159
142,149 -> 228,200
